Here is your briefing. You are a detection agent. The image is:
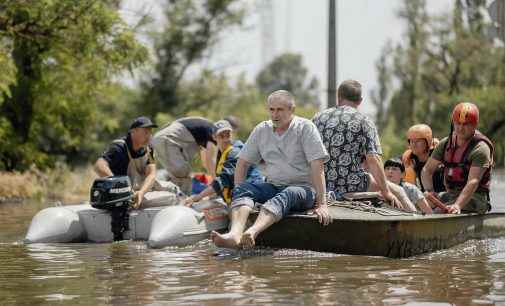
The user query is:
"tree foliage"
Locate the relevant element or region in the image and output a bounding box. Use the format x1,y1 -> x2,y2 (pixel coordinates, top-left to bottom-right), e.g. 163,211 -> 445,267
0,0 -> 323,174
0,0 -> 148,170
154,71 -> 318,143
140,0 -> 246,117
376,0 -> 505,165
256,53 -> 320,107
370,42 -> 393,132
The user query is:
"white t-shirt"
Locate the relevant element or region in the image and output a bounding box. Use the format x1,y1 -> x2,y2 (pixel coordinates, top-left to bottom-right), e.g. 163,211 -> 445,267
239,116 -> 329,186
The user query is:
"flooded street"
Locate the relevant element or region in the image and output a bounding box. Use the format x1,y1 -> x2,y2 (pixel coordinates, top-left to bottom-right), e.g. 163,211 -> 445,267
2,171 -> 505,305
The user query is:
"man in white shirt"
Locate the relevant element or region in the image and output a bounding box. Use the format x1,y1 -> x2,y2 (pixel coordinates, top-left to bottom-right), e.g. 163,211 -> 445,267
211,90 -> 332,249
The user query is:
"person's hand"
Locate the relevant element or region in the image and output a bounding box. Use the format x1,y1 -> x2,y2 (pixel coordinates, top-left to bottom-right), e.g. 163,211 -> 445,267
447,204 -> 461,214
132,191 -> 144,209
314,204 -> 332,226
382,191 -> 402,209
184,195 -> 199,207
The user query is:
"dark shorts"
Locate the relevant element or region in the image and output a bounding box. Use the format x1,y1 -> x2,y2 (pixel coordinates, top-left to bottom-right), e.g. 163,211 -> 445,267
230,182 -> 316,221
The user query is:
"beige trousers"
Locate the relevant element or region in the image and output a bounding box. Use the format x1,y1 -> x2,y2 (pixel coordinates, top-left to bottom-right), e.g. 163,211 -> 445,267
152,121 -> 199,194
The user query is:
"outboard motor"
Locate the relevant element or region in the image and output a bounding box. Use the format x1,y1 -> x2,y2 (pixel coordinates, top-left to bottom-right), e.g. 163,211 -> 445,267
90,176 -> 134,241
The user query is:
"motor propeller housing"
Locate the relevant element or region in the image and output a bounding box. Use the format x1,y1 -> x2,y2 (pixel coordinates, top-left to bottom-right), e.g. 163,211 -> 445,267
90,176 -> 133,210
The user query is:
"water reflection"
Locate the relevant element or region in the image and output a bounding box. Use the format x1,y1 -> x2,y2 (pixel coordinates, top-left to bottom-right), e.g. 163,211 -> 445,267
0,200 -> 49,242
2,239 -> 505,305
89,243 -> 161,306
490,169 -> 505,212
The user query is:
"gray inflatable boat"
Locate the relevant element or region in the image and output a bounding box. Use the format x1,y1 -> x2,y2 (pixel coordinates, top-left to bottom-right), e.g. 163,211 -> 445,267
24,192 -> 229,248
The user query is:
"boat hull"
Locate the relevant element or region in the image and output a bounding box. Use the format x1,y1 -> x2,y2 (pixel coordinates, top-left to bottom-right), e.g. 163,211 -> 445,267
25,205 -> 169,243
251,205 -> 505,258
25,194 -> 229,247
147,201 -> 229,248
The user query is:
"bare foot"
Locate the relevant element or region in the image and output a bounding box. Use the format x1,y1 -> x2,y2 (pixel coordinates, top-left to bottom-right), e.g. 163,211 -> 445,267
240,231 -> 256,249
210,231 -> 240,249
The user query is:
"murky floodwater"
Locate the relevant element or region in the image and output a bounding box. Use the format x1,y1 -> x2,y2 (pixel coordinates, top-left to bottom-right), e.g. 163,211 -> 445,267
2,172 -> 505,305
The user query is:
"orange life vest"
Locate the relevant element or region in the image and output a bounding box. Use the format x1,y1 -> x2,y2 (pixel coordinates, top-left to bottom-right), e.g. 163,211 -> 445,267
402,149 -> 445,192
402,149 -> 417,185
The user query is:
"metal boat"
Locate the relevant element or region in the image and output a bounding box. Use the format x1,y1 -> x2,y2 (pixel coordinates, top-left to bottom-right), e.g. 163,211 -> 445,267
251,200 -> 505,258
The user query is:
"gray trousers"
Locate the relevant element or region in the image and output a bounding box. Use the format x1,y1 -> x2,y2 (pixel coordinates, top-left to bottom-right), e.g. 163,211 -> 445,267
152,121 -> 200,194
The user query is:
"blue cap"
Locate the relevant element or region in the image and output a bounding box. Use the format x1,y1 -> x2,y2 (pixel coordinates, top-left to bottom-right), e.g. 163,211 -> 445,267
129,116 -> 158,130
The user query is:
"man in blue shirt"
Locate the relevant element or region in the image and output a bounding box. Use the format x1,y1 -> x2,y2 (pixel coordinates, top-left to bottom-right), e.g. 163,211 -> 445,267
94,116 -> 157,208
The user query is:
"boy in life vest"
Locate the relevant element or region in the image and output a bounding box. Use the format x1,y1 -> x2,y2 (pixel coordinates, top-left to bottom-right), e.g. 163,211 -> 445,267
402,124 -> 445,192
421,102 -> 494,214
384,157 -> 433,214
184,120 -> 263,206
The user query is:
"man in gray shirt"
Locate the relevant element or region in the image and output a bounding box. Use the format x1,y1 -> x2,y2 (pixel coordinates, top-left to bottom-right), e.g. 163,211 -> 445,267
211,90 -> 332,249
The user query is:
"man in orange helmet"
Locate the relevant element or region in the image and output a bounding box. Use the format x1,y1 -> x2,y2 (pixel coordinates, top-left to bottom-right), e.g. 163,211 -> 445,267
402,124 -> 445,192
421,102 -> 494,214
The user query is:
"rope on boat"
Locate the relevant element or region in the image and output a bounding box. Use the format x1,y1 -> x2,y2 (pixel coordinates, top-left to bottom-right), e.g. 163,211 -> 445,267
326,199 -> 417,216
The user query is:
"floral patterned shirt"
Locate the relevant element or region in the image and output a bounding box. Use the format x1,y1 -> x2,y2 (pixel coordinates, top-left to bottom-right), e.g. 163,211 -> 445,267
312,105 -> 382,193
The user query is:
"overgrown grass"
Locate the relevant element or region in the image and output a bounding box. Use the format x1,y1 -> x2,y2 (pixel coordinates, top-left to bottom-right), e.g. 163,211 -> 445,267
0,164 -> 97,204
0,171 -> 43,201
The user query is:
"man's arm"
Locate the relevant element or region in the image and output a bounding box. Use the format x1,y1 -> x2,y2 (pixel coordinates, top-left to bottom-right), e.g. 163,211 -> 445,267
365,154 -> 392,194
133,163 -> 157,209
234,158 -> 251,186
421,157 -> 442,192
310,159 -> 326,207
365,154 -> 389,193
310,159 -> 331,226
447,166 -> 486,214
184,185 -> 216,206
186,150 -> 243,206
94,158 -> 113,177
416,198 -> 433,214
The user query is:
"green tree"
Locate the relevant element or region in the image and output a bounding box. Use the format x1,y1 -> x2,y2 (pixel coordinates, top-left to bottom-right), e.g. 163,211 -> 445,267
154,71 -> 318,144
0,0 -> 148,170
255,53 -> 320,107
370,42 -> 393,132
387,0 -> 429,130
141,0 -> 246,118
376,0 -> 505,165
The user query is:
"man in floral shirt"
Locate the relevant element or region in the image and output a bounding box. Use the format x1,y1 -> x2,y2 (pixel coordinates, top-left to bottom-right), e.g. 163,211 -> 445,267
313,80 -> 409,209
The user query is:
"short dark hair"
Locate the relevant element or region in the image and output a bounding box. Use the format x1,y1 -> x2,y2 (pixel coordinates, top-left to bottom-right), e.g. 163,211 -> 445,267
338,80 -> 362,102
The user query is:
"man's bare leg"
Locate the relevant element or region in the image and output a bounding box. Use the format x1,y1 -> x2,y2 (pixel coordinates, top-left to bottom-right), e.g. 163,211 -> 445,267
240,208 -> 277,249
211,205 -> 252,249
